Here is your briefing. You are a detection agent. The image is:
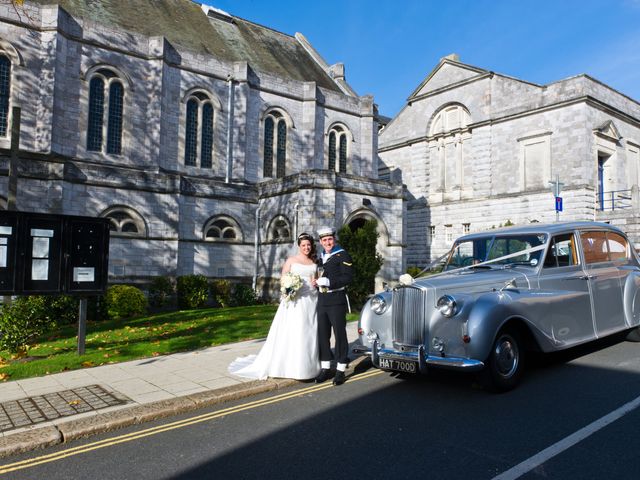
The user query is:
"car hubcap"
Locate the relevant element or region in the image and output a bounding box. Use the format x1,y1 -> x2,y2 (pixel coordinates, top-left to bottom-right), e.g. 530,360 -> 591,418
495,335 -> 518,378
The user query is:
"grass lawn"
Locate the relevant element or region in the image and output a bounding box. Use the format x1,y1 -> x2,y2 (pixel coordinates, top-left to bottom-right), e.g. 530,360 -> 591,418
0,305 -> 360,382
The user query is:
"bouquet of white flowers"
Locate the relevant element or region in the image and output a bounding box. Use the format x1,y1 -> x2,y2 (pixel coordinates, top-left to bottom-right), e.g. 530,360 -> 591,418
280,272 -> 303,303
398,273 -> 414,285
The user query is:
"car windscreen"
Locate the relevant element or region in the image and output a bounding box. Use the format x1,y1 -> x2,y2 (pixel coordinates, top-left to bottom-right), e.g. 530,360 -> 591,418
445,234 -> 547,270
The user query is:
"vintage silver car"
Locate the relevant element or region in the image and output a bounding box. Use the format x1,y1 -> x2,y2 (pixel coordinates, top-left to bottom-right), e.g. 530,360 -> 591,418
356,222 -> 640,391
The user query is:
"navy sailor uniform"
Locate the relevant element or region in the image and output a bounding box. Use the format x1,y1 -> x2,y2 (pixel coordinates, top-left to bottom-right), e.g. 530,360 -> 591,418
317,247 -> 353,365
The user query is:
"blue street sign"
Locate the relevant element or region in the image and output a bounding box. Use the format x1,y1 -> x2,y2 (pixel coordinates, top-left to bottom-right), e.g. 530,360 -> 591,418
555,196 -> 563,212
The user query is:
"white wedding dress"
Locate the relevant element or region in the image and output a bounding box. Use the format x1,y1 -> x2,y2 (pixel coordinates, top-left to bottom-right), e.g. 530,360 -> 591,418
228,263 -> 321,380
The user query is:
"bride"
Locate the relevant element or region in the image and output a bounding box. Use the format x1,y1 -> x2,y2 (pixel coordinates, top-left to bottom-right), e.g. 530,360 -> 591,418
228,232 -> 320,380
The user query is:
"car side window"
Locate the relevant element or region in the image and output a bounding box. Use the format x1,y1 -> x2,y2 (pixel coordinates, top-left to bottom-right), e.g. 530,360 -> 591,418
606,232 -> 628,262
581,231 -> 613,264
544,233 -> 578,268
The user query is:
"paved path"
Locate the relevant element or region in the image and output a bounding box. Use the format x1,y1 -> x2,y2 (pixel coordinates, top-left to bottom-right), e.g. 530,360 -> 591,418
0,322 -> 363,457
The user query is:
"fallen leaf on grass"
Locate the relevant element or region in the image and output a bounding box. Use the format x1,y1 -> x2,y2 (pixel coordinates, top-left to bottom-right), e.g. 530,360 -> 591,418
81,361 -> 94,367
0,373 -> 10,381
152,352 -> 161,357
103,354 -> 110,358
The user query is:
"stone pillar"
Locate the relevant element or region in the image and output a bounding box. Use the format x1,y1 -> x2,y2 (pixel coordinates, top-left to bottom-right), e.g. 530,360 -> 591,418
359,95 -> 375,177
233,61 -> 249,182
301,82 -> 317,170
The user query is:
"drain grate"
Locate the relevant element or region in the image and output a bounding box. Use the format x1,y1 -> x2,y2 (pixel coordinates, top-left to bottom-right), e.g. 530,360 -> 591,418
0,385 -> 128,433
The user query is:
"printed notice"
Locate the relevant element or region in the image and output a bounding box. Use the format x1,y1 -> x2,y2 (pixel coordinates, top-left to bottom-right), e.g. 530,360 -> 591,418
30,229 -> 54,238
32,237 -> 50,258
0,238 -> 6,267
73,267 -> 95,283
32,259 -> 49,281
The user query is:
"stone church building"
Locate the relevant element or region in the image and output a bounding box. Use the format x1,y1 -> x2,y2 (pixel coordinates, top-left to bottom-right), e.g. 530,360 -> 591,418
379,54 -> 640,268
0,0 -> 404,293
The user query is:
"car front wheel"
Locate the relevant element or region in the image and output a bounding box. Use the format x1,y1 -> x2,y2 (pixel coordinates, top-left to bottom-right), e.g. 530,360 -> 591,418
478,329 -> 524,392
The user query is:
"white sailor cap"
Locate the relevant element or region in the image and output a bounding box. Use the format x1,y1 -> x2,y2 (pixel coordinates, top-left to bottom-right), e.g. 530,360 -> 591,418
317,226 -> 335,238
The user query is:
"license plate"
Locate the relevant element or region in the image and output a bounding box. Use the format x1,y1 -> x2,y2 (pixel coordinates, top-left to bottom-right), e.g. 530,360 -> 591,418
378,357 -> 417,373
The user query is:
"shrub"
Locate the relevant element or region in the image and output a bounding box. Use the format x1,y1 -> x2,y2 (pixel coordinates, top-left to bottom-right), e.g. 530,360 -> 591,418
148,276 -> 175,309
0,296 -> 57,353
230,284 -> 258,307
210,279 -> 232,307
46,295 -> 80,325
406,266 -> 422,278
104,285 -> 147,320
337,220 -> 384,309
176,275 -> 209,309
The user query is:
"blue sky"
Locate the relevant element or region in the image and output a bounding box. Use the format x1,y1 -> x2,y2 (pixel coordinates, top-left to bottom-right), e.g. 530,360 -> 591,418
209,0 -> 640,117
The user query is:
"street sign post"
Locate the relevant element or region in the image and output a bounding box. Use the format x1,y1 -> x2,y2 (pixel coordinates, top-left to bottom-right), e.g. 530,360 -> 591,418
549,174 -> 565,222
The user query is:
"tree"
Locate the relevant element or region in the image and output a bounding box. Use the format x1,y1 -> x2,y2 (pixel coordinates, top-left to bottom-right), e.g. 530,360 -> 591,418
337,220 -> 384,309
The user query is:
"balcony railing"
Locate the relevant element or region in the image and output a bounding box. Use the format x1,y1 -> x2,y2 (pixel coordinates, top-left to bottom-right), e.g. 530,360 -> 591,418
596,189 -> 633,211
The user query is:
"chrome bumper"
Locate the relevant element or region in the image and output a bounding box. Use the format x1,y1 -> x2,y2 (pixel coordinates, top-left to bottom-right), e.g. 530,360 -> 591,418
353,340 -> 484,373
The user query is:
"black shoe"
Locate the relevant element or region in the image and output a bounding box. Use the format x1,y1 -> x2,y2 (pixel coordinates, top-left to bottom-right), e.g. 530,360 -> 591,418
332,371 -> 346,386
315,369 -> 332,383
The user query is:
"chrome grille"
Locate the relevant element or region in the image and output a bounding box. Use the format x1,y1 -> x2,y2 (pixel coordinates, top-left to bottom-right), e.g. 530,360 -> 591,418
392,286 -> 426,345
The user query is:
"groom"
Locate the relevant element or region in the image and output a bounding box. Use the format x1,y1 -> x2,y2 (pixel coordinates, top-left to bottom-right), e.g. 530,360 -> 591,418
313,226 -> 353,386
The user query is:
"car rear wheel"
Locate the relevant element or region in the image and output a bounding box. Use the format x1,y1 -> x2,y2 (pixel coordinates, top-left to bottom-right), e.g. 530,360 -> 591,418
477,329 -> 524,392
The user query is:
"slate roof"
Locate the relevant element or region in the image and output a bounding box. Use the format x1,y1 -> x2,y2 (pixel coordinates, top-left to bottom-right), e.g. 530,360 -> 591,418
29,0 -> 341,92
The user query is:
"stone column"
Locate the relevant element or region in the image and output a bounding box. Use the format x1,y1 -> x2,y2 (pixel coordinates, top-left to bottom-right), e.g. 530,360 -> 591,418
301,82 -> 317,170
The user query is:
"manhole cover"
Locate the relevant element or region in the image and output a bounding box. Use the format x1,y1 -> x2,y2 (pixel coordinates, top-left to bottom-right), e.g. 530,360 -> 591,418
0,385 -> 128,433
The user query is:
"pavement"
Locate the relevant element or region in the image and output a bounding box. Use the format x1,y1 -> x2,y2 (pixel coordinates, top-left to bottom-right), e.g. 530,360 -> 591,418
0,322 -> 365,458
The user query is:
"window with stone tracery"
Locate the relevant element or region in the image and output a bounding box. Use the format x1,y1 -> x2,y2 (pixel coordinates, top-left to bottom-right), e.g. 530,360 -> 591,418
327,125 -> 350,173
263,110 -> 287,178
268,215 -> 292,242
102,206 -> 146,237
87,68 -> 124,155
184,91 -> 215,168
204,216 -> 242,242
0,55 -> 11,138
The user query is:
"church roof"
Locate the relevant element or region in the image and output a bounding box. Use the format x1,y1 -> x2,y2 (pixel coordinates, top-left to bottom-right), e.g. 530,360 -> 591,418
29,0 -> 342,92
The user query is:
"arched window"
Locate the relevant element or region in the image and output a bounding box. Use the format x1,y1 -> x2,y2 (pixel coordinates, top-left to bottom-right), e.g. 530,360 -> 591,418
204,216 -> 242,242
268,215 -> 292,242
263,110 -> 287,178
0,55 -> 11,138
428,104 -> 472,193
184,91 -> 215,168
327,125 -> 350,173
87,68 -> 124,155
429,104 -> 471,137
101,206 -> 147,237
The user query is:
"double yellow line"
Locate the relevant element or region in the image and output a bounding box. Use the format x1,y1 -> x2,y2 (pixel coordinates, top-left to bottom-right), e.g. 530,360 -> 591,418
0,370 -> 382,475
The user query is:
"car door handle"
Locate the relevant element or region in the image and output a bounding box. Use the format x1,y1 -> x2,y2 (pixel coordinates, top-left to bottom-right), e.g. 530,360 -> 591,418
579,275 -> 597,280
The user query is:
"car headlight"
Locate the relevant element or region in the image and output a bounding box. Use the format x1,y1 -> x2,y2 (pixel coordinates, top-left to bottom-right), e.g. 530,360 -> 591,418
436,295 -> 457,317
370,295 -> 388,315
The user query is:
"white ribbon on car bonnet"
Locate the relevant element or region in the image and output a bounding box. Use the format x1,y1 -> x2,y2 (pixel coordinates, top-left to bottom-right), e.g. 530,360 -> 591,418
410,243 -> 548,283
